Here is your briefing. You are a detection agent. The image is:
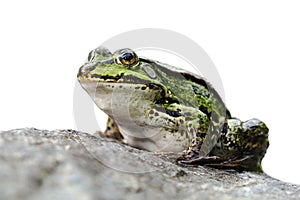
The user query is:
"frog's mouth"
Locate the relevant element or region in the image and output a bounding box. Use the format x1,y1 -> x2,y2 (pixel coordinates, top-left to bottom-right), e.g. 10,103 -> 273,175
89,73 -> 124,82
79,74 -> 176,109
79,70 -> 167,93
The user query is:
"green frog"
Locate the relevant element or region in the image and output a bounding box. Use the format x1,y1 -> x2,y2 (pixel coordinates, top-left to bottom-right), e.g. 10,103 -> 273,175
77,46 -> 269,171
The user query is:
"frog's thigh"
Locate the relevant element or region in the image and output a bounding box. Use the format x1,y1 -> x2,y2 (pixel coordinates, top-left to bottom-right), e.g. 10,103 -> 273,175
214,118 -> 269,171
97,117 -> 124,141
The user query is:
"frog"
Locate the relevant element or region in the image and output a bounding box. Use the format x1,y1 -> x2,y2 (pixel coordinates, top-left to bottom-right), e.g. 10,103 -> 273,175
77,46 -> 269,172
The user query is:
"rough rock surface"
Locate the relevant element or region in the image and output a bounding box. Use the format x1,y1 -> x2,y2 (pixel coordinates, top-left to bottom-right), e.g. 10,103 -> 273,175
0,128 -> 299,200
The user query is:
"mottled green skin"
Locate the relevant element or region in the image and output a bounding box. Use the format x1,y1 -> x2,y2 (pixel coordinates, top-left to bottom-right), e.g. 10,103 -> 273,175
77,47 -> 269,171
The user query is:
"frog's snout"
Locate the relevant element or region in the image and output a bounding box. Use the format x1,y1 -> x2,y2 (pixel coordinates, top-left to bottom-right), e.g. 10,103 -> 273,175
77,64 -> 96,79
77,65 -> 84,78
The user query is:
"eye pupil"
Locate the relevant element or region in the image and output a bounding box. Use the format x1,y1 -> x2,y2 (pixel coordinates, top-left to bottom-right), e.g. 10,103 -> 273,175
122,53 -> 134,61
119,51 -> 138,66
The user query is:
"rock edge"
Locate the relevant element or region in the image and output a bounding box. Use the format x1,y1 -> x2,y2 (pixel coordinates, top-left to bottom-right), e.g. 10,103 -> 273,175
0,128 -> 299,200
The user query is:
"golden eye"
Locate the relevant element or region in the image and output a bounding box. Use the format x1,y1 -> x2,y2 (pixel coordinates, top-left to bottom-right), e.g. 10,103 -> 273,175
117,49 -> 138,66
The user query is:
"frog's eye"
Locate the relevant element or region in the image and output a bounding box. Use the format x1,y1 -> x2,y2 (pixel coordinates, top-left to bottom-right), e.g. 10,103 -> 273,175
115,49 -> 138,66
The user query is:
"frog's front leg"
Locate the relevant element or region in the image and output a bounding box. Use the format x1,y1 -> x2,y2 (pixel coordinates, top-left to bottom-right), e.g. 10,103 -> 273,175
163,103 -> 211,157
96,117 -> 124,142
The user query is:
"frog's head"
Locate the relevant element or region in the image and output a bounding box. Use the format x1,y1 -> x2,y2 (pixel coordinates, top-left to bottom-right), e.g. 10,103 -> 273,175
77,47 -> 139,80
77,47 -> 172,117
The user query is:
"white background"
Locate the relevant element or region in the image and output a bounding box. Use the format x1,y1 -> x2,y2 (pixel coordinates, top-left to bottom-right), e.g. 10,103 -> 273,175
0,1 -> 299,184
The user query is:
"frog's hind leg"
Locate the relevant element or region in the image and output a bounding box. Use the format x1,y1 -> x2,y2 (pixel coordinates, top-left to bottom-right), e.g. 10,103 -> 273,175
96,117 -> 124,142
220,118 -> 269,171
213,118 -> 268,171
177,118 -> 269,171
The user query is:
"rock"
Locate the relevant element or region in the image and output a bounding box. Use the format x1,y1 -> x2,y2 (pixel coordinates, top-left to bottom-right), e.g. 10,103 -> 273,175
0,128 -> 299,200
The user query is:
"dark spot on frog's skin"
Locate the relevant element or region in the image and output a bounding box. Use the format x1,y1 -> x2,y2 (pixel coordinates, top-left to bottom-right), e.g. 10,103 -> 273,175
207,112 -> 212,118
192,85 -> 198,94
119,85 -> 122,88
179,119 -> 184,124
191,85 -> 210,97
182,73 -> 208,89
91,73 -> 124,81
153,105 -> 182,117
156,97 -> 179,105
141,86 -> 146,90
203,90 -> 210,97
147,83 -> 156,89
170,129 -> 176,133
222,123 -> 229,133
199,105 -> 209,116
149,116 -> 153,120
185,132 -> 189,138
149,110 -> 154,115
166,109 -> 182,117
196,132 -> 206,138
154,112 -> 159,117
180,130 -> 185,136
135,86 -> 140,89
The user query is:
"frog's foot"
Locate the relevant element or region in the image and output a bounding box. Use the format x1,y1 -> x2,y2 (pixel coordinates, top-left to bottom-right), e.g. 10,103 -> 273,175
217,118 -> 268,171
178,155 -> 224,165
176,150 -> 227,166
97,117 -> 124,142
177,154 -> 257,172
212,155 -> 264,172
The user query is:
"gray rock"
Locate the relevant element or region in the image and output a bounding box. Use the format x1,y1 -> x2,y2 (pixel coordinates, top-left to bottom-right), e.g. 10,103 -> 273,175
0,128 -> 299,200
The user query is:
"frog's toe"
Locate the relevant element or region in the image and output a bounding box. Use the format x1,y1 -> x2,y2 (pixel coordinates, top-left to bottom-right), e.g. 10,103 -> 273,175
177,155 -> 224,165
